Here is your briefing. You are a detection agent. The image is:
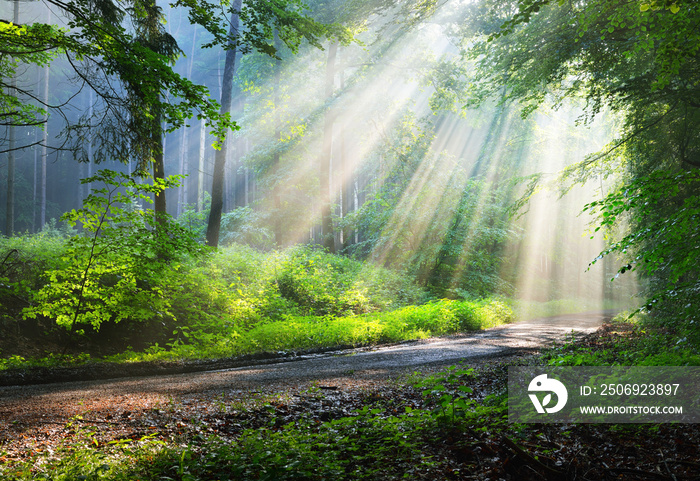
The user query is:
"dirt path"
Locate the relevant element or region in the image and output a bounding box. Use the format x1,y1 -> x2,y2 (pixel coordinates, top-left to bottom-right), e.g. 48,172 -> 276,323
0,311 -> 612,457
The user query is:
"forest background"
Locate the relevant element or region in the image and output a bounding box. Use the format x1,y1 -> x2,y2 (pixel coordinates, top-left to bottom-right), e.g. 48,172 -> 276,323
1,0 -> 695,366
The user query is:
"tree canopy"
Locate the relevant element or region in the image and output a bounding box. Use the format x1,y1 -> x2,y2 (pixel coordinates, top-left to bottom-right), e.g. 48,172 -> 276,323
454,0 -> 700,331
0,0 -> 348,161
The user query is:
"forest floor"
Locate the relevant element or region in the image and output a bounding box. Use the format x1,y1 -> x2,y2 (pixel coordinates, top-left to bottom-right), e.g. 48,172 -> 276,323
1,314 -> 699,479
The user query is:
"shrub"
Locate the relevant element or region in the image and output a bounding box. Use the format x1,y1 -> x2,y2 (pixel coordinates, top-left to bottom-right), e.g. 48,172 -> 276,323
23,170 -> 202,333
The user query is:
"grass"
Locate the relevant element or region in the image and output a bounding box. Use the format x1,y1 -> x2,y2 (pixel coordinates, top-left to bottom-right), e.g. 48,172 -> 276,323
1,237 -> 516,370
507,297 -> 636,322
1,234 -> 632,372
102,297 -> 514,364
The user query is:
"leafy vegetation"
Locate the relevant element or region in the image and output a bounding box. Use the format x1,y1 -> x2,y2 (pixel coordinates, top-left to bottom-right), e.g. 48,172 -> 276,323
453,0 -> 700,335
1,219 -> 516,369
21,171 -> 201,334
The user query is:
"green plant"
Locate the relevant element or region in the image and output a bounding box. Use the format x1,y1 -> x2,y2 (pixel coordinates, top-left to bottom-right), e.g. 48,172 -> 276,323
415,365 -> 475,425
23,170 -> 202,334
219,206 -> 274,248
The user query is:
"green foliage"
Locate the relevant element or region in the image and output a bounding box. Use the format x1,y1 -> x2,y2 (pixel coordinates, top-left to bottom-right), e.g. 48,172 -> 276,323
414,365 -> 476,425
0,352 -> 90,371
3,230 -> 513,367
348,111 -> 518,297
270,245 -> 425,316
584,170 -> 700,327
219,206 -> 274,248
0,230 -> 69,319
456,0 -> 700,333
23,170 -> 202,333
543,313 -> 700,367
175,192 -> 211,242
105,297 -> 513,364
0,21 -> 61,130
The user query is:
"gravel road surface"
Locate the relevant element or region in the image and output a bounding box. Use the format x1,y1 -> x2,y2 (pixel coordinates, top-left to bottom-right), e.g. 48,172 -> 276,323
0,311 -> 611,400
0,311 -> 613,455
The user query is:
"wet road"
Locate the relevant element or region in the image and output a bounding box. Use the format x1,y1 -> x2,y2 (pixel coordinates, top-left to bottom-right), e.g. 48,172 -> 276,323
0,311 -> 612,403
0,311 -> 613,458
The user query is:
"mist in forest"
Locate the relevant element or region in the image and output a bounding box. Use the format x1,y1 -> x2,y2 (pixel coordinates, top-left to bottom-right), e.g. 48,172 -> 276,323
0,0 -> 638,308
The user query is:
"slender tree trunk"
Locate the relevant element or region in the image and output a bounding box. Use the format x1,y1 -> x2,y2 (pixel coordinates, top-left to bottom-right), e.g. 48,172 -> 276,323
5,0 -> 20,236
272,29 -> 283,246
198,117 -> 205,212
6,126 -> 15,236
40,61 -> 48,230
178,26 -> 197,216
32,126 -> 37,232
178,127 -> 188,215
320,41 -> 338,253
87,89 -> 93,194
205,0 -> 241,247
339,58 -> 353,252
153,111 -> 166,223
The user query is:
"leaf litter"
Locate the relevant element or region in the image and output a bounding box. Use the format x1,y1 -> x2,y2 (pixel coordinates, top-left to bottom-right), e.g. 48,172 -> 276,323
0,323 -> 699,479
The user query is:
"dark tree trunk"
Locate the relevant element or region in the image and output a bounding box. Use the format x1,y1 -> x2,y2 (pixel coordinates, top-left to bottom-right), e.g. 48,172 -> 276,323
153,112 -> 166,224
205,0 -> 242,247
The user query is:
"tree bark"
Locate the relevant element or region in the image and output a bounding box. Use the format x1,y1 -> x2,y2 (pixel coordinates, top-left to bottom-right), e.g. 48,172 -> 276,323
339,60 -> 353,252
41,59 -> 48,230
320,41 -> 338,253
153,110 -> 166,224
205,0 -> 242,247
5,0 -> 19,236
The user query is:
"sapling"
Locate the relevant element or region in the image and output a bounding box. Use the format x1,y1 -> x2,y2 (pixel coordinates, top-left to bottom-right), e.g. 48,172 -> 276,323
23,170 -> 201,345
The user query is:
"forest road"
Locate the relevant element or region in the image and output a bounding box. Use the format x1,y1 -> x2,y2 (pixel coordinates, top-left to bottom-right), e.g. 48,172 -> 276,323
0,311 -> 614,457
0,311 -> 613,407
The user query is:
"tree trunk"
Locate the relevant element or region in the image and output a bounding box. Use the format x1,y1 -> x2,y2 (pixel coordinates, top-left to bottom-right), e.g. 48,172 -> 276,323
339,59 -> 353,252
205,0 -> 242,247
272,29 -> 283,246
86,88 -> 93,197
320,41 -> 338,253
198,117 -> 205,212
148,1 -> 167,224
6,125 -> 15,236
5,0 -> 19,236
177,26 -> 197,216
41,60 -> 48,230
153,111 -> 166,224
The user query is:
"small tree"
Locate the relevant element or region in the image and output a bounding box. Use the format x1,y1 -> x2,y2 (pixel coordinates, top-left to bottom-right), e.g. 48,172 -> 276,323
23,170 -> 201,336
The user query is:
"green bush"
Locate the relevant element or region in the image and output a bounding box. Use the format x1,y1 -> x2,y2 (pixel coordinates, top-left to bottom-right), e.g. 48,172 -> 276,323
220,298 -> 513,356
23,171 -> 202,333
0,230 -> 69,322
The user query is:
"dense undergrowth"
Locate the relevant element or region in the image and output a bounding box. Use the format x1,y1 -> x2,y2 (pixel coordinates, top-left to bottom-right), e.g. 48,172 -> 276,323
0,231 -> 518,370
2,314 -> 700,480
